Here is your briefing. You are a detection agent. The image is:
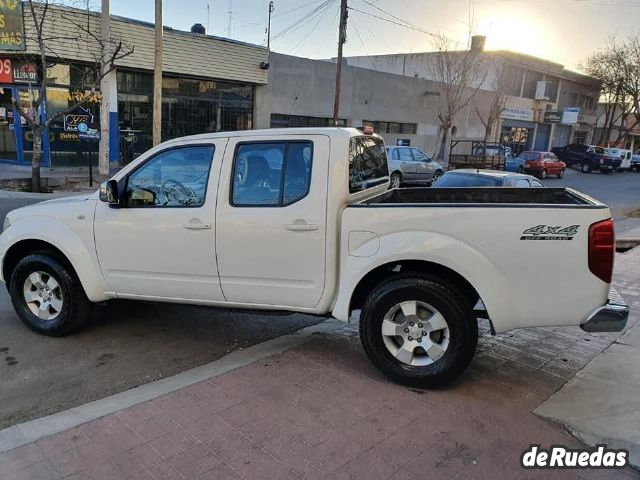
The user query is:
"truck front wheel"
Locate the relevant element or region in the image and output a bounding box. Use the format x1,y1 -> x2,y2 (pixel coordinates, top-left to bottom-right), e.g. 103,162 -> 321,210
360,276 -> 478,388
9,254 -> 92,336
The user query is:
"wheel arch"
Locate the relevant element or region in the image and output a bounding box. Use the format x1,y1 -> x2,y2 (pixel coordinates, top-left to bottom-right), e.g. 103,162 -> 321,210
3,239 -> 77,285
1,224 -> 110,303
346,259 -> 490,330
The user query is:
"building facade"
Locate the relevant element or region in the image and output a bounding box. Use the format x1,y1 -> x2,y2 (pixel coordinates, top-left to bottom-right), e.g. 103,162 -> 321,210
344,44 -> 601,154
255,52 -> 493,156
0,4 -> 268,168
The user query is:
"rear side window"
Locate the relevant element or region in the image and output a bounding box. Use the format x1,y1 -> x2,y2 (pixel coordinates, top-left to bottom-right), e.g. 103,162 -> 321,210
349,136 -> 389,193
231,141 -> 313,206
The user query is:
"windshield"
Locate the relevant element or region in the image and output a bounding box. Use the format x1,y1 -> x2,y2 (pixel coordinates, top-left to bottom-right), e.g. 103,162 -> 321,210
433,172 -> 503,187
349,136 -> 389,193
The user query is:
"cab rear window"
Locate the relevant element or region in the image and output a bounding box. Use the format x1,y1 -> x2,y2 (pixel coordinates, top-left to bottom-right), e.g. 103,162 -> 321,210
349,136 -> 389,193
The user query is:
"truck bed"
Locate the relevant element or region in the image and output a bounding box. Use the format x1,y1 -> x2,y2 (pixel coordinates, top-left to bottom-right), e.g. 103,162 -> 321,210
355,187 -> 604,208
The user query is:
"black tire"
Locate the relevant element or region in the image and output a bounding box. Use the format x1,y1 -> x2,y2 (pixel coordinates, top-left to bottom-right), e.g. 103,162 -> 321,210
517,166 -> 524,174
541,169 -> 547,179
359,275 -> 478,388
390,172 -> 402,189
430,170 -> 443,185
9,254 -> 92,336
581,163 -> 592,174
557,169 -> 564,179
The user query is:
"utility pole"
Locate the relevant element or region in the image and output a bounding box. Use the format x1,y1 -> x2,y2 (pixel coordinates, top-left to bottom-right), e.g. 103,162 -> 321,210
333,0 -> 348,126
267,1 -> 274,51
99,0 -> 116,175
153,0 -> 163,146
228,0 -> 232,37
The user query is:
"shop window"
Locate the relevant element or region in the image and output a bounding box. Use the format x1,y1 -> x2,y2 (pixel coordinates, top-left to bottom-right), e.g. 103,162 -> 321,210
362,120 -> 417,135
46,64 -> 70,86
270,113 -> 346,128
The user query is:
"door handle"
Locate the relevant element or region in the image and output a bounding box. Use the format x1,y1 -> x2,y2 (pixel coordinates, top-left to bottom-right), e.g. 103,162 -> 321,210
286,222 -> 319,231
183,220 -> 212,230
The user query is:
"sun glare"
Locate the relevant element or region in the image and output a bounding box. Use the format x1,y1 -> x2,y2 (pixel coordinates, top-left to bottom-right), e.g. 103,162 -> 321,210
478,15 -> 547,58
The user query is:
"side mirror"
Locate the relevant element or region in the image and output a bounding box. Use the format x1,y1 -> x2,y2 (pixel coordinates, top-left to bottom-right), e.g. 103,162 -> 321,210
99,180 -> 119,206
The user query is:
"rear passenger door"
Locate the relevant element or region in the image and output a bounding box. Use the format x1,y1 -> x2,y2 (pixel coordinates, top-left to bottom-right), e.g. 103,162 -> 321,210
398,147 -> 417,177
215,135 -> 329,308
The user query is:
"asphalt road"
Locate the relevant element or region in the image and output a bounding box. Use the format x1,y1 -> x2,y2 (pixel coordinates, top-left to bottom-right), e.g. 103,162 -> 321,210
0,194 -> 323,429
543,166 -> 640,238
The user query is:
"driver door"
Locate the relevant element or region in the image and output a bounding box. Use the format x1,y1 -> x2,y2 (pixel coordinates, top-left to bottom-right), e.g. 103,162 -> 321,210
94,140 -> 227,302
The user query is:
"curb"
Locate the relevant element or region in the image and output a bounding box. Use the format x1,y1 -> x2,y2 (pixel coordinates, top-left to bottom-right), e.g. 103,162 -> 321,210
0,319 -> 347,453
617,239 -> 640,251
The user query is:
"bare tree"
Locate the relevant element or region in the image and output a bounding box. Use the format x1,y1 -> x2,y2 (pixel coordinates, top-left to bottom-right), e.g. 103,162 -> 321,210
428,34 -> 486,163
582,35 -> 640,146
13,0 -> 133,192
475,57 -> 517,144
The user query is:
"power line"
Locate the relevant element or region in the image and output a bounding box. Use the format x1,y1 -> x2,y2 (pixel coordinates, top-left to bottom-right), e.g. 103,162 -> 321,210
273,0 -> 325,18
348,5 -> 465,46
272,0 -> 335,41
350,17 -> 377,70
290,0 -> 333,54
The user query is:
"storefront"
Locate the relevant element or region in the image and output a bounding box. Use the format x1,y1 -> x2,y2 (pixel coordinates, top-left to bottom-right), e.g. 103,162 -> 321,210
118,71 -> 254,164
500,108 -> 536,155
0,3 -> 268,168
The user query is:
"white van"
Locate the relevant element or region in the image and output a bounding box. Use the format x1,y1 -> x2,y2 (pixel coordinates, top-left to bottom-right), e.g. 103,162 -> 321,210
606,148 -> 632,171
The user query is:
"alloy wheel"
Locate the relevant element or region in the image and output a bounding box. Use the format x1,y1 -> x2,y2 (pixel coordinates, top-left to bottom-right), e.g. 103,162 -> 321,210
23,271 -> 64,321
381,300 -> 450,367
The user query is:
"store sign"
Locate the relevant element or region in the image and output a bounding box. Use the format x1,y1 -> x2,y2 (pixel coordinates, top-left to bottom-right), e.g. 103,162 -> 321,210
12,61 -> 37,83
501,107 -> 534,122
63,105 -> 94,132
0,57 -> 12,83
543,111 -> 562,124
77,121 -> 100,141
396,138 -> 411,146
0,0 -> 25,51
562,107 -> 580,125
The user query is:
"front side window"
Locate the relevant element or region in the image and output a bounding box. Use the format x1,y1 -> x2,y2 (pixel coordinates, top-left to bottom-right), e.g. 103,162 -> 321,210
126,146 -> 214,207
515,179 -> 530,187
412,148 -> 429,162
349,136 -> 389,193
232,141 -> 313,206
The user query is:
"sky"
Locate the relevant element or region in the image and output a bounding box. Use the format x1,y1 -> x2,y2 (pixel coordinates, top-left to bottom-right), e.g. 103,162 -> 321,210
97,0 -> 640,72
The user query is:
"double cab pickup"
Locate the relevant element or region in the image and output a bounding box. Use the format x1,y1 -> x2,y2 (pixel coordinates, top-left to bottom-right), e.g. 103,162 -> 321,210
0,128 -> 629,387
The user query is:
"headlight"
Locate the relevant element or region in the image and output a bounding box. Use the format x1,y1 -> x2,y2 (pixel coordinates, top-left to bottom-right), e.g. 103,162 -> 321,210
2,216 -> 10,232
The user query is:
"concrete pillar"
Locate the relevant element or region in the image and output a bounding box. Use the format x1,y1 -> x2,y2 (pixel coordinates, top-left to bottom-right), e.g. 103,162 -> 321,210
99,0 -> 119,174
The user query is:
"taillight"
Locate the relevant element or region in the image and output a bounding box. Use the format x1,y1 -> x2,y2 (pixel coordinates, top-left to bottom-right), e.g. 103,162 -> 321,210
588,219 -> 615,283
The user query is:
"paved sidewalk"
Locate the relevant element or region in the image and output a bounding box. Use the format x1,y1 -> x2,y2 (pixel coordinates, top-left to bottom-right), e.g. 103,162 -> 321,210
1,326 -> 638,479
536,247 -> 640,468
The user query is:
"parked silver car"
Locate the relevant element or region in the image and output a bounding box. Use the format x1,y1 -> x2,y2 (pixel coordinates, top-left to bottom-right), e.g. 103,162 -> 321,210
386,146 -> 444,188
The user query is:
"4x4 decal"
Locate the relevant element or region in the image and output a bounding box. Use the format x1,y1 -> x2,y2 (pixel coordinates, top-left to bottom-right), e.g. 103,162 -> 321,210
521,225 -> 579,241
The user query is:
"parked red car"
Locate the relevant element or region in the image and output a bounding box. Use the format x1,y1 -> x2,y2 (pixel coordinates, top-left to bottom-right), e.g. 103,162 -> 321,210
521,151 -> 566,179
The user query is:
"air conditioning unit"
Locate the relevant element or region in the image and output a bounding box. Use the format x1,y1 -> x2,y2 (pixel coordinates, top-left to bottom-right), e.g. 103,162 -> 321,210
535,81 -> 550,101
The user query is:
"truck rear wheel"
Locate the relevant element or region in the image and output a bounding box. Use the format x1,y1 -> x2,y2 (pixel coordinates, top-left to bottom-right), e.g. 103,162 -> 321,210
359,276 -> 478,388
9,254 -> 92,336
581,163 -> 592,174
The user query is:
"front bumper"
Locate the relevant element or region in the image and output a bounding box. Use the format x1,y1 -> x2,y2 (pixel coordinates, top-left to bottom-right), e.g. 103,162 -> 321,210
580,287 -> 629,333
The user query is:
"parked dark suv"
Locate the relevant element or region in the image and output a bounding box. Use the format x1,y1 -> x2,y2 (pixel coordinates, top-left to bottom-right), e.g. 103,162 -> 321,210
551,144 -> 621,174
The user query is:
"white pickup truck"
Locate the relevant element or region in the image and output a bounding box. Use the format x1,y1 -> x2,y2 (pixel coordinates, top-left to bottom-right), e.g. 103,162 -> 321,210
0,128 -> 629,387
